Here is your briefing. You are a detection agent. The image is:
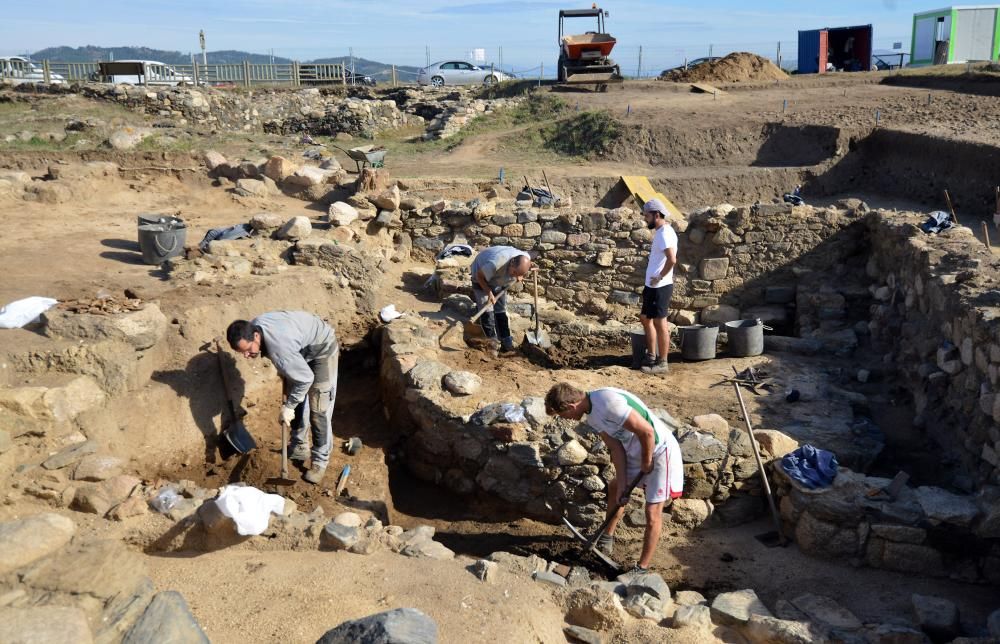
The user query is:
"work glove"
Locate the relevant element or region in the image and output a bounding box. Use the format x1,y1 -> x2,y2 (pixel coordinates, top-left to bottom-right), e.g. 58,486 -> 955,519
279,406 -> 295,426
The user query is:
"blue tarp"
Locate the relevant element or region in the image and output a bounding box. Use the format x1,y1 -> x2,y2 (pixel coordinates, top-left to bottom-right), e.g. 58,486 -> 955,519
781,445 -> 839,489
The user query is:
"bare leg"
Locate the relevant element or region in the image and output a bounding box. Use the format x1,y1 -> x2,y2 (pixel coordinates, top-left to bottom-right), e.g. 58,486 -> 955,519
604,477 -> 628,535
640,314 -> 656,357
652,317 -> 670,363
639,501 -> 665,568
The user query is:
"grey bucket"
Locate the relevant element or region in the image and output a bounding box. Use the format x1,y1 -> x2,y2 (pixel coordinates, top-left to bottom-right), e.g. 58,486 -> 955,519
678,324 -> 718,361
725,319 -> 765,357
137,219 -> 186,265
137,214 -> 184,227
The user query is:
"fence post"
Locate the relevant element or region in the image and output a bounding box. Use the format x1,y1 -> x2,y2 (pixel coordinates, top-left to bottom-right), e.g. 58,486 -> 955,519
42,60 -> 51,84
293,61 -> 299,87
192,59 -> 200,87
392,64 -> 397,87
341,63 -> 347,86
142,62 -> 148,87
243,60 -> 251,88
538,62 -> 543,87
709,44 -> 713,58
776,41 -> 781,67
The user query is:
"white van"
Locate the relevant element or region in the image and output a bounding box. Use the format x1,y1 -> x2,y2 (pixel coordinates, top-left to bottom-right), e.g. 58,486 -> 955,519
102,60 -> 193,86
0,56 -> 65,84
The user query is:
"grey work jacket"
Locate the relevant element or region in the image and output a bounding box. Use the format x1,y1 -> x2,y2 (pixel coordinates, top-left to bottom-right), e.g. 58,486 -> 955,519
252,311 -> 337,409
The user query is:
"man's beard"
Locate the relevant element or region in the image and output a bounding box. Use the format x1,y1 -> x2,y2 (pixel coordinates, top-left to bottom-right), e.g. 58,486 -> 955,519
646,220 -> 656,229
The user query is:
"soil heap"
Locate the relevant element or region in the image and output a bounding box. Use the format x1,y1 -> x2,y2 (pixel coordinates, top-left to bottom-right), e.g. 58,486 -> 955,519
661,52 -> 789,83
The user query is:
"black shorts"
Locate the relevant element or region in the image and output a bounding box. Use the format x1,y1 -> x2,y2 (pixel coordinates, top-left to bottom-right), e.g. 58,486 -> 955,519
641,283 -> 673,319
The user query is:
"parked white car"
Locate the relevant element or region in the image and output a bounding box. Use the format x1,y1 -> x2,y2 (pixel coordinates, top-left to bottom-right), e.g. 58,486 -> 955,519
417,61 -> 512,87
100,60 -> 193,86
0,56 -> 65,84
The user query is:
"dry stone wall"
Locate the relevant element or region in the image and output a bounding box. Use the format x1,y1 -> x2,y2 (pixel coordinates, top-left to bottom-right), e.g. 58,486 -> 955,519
866,212 -> 1000,490
407,197 -> 870,325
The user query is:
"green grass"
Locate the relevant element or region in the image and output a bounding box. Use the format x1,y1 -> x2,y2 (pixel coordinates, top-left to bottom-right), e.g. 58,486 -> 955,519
541,109 -> 622,158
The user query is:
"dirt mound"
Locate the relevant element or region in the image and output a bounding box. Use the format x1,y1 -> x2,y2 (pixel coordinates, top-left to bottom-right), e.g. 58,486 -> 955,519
661,52 -> 789,83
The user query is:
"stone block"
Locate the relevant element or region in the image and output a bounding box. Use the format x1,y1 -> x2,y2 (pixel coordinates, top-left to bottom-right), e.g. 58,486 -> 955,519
673,604 -> 712,629
710,589 -> 772,626
556,440 -> 589,466
913,486 -> 979,527
700,304 -> 740,325
700,257 -> 730,280
789,593 -> 862,631
0,513 -> 76,575
753,430 -> 799,459
0,606 -> 93,644
911,594 -> 959,642
277,216 -> 312,240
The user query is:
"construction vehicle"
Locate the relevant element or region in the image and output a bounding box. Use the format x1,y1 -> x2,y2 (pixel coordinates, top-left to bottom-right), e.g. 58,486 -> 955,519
557,5 -> 622,89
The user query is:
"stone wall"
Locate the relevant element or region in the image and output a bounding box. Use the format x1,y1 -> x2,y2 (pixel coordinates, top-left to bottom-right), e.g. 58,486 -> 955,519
405,197 -> 870,325
378,314 -> 782,528
774,464 -> 1000,584
865,212 -> 1000,490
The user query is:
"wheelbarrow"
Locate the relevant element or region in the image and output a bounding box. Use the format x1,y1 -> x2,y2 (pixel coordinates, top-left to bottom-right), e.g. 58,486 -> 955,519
332,144 -> 387,173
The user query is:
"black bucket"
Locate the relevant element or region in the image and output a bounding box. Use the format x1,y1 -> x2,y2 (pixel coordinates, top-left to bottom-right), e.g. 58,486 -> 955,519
137,217 -> 186,265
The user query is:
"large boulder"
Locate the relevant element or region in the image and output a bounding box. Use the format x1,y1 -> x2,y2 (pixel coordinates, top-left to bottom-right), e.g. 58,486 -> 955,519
328,201 -> 360,227
43,303 -> 167,351
285,165 -> 335,187
264,155 -> 298,182
123,591 -> 209,644
370,185 -> 401,211
316,608 -> 438,644
0,513 -> 76,575
710,589 -> 773,626
0,606 -> 93,643
108,127 -> 151,150
277,216 -> 312,240
235,178 -> 270,198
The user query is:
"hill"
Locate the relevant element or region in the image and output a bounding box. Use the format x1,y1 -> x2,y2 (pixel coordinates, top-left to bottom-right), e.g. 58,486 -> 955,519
29,46 -> 421,79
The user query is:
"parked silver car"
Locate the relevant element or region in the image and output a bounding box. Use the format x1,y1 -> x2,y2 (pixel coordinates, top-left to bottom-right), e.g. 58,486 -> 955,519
417,61 -> 511,87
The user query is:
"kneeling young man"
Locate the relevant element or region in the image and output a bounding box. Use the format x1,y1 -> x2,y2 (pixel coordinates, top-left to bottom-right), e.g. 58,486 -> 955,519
545,382 -> 683,571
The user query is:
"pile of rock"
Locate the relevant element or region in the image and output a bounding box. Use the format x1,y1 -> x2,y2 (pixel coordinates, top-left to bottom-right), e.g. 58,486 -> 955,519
264,95 -> 414,138
0,512 -> 208,642
0,162 -> 120,204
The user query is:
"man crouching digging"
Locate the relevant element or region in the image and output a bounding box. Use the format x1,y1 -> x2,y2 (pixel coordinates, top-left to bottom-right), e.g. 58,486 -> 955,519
545,382 -> 683,572
227,311 -> 339,485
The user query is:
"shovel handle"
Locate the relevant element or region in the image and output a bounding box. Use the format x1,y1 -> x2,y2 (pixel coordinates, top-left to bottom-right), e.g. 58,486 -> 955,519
280,421 -> 289,478
585,471 -> 646,550
469,285 -> 510,323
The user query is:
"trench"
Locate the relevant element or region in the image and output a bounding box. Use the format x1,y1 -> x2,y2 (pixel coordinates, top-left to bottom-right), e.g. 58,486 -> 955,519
141,119 -> 1000,590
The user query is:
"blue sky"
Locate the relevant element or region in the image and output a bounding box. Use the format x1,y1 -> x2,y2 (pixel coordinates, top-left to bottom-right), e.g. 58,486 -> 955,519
2,1 -> 923,73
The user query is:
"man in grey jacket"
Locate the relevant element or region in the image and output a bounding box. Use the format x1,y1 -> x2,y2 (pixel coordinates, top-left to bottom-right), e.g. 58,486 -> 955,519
469,245 -> 532,353
227,311 -> 339,484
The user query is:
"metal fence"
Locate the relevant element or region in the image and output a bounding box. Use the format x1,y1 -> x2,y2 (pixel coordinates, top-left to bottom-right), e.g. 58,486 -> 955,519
0,59 -> 346,87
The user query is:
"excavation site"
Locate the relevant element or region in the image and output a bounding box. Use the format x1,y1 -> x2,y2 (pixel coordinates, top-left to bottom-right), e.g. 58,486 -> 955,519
3,60 -> 1000,643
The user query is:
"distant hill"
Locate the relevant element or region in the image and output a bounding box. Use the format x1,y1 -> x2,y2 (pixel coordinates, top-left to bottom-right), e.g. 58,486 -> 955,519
29,46 -> 421,79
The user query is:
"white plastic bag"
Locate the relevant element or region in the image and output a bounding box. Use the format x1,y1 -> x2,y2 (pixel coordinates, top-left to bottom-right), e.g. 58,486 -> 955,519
214,485 -> 286,536
379,304 -> 404,323
0,297 -> 57,329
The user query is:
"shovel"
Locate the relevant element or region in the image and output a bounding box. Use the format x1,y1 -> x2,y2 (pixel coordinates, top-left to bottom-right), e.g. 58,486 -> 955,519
524,269 -> 551,349
561,472 -> 644,571
439,284 -> 510,346
265,419 -> 297,487
732,381 -> 788,548
215,340 -> 257,457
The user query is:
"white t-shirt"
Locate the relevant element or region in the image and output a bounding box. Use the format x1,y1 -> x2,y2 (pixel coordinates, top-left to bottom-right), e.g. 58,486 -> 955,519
584,388 -> 684,496
645,224 -> 678,288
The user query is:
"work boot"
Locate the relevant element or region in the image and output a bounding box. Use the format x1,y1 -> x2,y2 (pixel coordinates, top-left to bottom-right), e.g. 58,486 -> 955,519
288,444 -> 309,465
303,464 -> 327,485
596,532 -> 614,556
628,563 -> 650,574
641,359 -> 669,375
499,336 -> 516,354
640,351 -> 657,369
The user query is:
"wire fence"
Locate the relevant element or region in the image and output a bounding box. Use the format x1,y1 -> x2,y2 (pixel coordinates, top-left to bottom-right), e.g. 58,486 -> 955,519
3,35 -> 915,87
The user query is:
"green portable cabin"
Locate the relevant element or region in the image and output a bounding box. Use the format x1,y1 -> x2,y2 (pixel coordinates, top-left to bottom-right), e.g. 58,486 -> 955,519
910,5 -> 1000,66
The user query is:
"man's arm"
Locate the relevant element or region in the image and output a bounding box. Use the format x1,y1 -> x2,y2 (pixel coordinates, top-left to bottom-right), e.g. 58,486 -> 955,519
621,410 -> 656,473
475,268 -> 496,304
659,246 -> 677,280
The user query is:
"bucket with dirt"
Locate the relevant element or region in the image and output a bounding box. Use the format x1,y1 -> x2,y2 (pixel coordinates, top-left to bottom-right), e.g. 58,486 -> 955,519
137,217 -> 186,265
725,319 -> 765,357
678,324 -> 718,361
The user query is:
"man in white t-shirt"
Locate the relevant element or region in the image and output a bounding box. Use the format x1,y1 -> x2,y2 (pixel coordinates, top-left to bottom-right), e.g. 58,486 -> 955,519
640,198 -> 678,375
545,382 -> 683,572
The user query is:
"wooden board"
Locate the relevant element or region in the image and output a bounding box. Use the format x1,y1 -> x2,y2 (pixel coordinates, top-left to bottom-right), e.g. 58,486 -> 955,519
620,175 -> 684,219
691,82 -> 724,94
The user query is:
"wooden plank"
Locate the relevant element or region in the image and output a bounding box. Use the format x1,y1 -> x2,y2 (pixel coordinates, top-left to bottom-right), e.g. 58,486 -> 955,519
691,82 -> 724,94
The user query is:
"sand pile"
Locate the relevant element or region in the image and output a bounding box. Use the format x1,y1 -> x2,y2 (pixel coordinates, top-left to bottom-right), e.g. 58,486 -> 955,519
661,52 -> 789,83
